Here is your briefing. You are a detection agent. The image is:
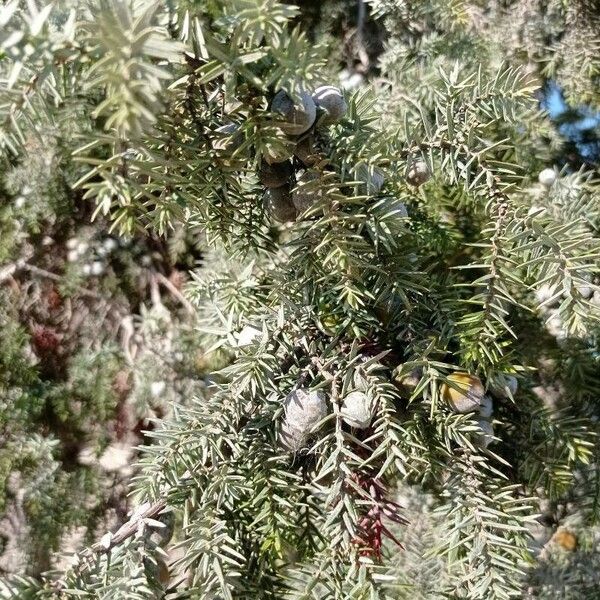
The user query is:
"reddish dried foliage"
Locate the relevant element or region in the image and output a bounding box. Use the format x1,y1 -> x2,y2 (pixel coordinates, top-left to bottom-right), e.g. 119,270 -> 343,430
348,475 -> 406,559
31,324 -> 61,354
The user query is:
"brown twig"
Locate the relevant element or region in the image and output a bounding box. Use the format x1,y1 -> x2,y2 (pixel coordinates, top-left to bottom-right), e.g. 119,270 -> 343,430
22,263 -> 101,299
0,262 -> 17,284
1,261 -> 101,298
89,499 -> 168,554
51,498 -> 168,590
154,272 -> 196,316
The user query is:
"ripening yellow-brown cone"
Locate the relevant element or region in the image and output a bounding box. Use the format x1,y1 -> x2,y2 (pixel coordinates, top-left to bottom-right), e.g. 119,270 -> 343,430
553,529 -> 577,551
157,557 -> 171,587
441,372 -> 485,413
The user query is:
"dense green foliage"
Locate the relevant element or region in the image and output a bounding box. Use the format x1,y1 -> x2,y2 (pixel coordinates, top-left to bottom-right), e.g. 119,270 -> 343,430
1,1 -> 599,598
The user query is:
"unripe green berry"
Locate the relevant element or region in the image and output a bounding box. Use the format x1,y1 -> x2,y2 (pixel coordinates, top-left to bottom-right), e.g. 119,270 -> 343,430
271,90 -> 316,135
143,556 -> 170,588
279,421 -> 305,452
340,391 -> 374,429
393,366 -> 423,398
312,85 -> 347,124
263,186 -> 296,223
279,388 -> 328,451
538,168 -> 556,188
406,160 -> 430,187
479,394 -> 493,418
294,135 -> 319,166
575,282 -> 592,299
488,374 -> 518,400
283,388 -> 328,431
474,417 -> 495,449
259,160 -> 293,188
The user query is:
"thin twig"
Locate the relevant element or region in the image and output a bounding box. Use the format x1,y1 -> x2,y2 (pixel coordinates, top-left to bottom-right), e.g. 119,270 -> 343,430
51,498 -> 168,590
89,499 -> 168,554
1,261 -> 101,298
355,0 -> 370,70
22,263 -> 101,298
154,272 -> 196,316
0,262 -> 17,283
